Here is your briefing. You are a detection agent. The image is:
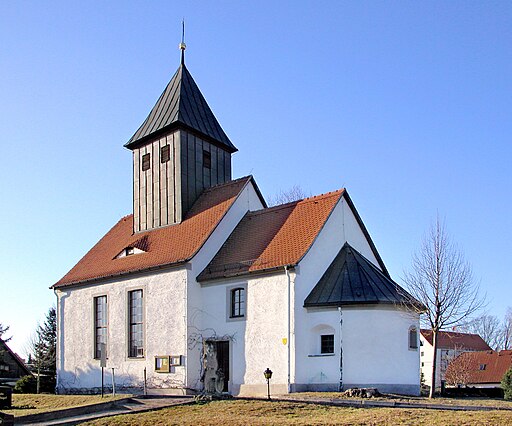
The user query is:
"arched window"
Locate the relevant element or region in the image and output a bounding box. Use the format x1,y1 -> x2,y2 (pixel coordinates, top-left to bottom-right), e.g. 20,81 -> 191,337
309,324 -> 336,356
230,288 -> 245,318
409,326 -> 418,350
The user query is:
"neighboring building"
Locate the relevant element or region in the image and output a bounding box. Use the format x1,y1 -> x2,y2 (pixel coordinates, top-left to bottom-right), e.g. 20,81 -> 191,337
447,350 -> 512,388
0,339 -> 32,387
52,48 -> 423,396
420,329 -> 491,390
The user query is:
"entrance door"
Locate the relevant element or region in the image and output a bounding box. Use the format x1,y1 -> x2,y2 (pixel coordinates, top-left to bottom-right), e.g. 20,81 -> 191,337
204,340 -> 230,393
215,341 -> 230,392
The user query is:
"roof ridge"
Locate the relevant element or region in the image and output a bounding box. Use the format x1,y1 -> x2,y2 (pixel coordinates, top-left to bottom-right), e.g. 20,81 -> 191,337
420,329 -> 483,338
248,189 -> 344,217
201,175 -> 252,192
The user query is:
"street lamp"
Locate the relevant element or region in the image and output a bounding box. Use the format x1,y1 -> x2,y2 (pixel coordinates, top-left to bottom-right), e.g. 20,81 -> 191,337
264,368 -> 273,400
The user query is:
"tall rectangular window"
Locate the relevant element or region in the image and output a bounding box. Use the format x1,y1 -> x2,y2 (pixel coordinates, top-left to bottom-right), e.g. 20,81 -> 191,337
94,296 -> 107,359
128,290 -> 144,358
230,288 -> 245,318
409,327 -> 418,349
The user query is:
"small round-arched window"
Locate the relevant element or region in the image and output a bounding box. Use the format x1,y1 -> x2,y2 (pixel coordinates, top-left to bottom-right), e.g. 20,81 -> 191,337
409,326 -> 418,350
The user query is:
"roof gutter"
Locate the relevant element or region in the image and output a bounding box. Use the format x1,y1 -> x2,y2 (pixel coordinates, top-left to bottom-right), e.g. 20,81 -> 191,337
197,264 -> 297,284
51,261 -> 188,290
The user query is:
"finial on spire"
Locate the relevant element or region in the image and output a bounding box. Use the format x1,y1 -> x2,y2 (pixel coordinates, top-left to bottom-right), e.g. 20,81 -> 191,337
179,19 -> 186,65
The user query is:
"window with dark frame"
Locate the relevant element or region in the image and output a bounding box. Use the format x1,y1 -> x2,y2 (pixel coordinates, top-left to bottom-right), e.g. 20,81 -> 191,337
409,327 -> 418,349
479,364 -> 487,370
94,296 -> 107,359
203,150 -> 211,169
160,145 -> 170,163
230,288 -> 245,318
128,290 -> 144,358
142,153 -> 151,171
321,334 -> 334,354
125,247 -> 134,256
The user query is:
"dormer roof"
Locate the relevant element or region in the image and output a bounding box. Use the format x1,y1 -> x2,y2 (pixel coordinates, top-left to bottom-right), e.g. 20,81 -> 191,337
125,64 -> 237,152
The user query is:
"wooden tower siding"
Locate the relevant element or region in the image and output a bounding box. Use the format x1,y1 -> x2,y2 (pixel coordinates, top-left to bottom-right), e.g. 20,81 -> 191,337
180,130 -> 232,217
133,129 -> 232,232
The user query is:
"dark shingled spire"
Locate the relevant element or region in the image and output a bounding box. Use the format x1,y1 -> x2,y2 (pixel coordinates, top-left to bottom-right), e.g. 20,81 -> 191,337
304,243 -> 420,308
125,64 -> 237,152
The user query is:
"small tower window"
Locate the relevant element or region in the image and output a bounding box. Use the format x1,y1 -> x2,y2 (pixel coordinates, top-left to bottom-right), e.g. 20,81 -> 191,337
142,153 -> 151,171
203,150 -> 211,169
160,145 -> 170,163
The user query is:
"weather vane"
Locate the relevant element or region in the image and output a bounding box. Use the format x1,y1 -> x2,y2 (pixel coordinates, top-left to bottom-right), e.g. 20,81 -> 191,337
179,19 -> 186,65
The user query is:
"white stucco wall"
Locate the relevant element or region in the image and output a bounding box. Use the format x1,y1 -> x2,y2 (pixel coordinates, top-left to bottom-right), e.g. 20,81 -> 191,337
196,273 -> 289,395
56,267 -> 188,393
293,306 -> 420,394
186,179 -> 265,391
291,195 -> 421,395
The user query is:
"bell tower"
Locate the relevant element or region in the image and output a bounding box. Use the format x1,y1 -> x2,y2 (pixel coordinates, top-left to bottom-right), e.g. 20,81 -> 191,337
125,43 -> 237,233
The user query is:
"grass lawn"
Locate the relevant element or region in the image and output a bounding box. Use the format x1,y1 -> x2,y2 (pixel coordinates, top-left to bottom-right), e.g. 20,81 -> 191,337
82,399 -> 512,426
289,392 -> 512,409
2,393 -> 129,417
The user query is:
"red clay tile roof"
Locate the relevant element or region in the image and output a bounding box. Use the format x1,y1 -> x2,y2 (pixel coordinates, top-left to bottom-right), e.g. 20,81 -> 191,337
420,329 -> 491,351
451,350 -> 512,384
197,190 -> 344,281
53,176 -> 255,288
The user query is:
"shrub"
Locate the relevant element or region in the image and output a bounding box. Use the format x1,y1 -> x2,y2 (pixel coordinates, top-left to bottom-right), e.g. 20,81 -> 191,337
14,375 -> 37,394
502,367 -> 512,400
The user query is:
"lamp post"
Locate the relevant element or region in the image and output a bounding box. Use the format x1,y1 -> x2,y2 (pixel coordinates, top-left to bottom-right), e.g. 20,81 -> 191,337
263,368 -> 273,400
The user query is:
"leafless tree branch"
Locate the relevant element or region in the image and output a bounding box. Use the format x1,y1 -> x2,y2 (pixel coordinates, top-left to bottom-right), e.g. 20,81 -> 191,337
399,215 -> 485,398
267,185 -> 310,207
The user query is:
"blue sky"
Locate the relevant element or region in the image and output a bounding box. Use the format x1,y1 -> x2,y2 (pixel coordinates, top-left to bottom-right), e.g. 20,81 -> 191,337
1,1 -> 511,356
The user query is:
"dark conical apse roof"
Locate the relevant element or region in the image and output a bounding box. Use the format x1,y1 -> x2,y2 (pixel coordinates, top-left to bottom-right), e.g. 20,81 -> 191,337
304,243 -> 421,308
125,64 -> 237,152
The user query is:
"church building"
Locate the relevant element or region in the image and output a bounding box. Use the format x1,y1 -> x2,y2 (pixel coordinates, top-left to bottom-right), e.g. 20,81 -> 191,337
52,45 -> 422,396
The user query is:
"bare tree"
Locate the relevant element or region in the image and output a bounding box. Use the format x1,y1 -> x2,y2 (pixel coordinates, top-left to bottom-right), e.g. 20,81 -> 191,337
445,352 -> 473,387
503,307 -> 512,350
459,314 -> 502,350
0,323 -> 11,360
267,185 -> 310,207
0,323 -> 11,342
402,216 -> 485,398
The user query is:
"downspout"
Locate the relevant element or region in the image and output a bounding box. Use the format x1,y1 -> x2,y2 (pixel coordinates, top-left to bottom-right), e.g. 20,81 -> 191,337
285,266 -> 291,393
183,269 -> 188,393
338,306 -> 343,391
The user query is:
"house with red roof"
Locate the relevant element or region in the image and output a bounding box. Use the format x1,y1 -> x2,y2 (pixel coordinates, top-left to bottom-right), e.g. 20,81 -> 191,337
420,329 -> 491,391
446,350 -> 512,388
52,45 -> 422,396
